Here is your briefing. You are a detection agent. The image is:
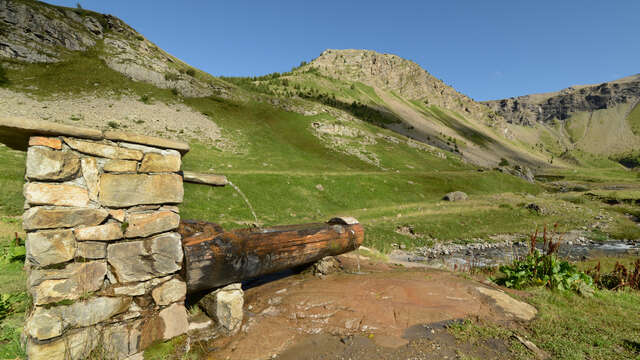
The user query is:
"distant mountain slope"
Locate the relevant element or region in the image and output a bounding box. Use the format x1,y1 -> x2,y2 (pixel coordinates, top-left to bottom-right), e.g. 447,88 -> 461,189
308,49 -> 491,122
293,49 -> 549,167
484,74 -> 640,126
0,0 -> 227,97
484,74 -> 640,157
0,0 -> 553,169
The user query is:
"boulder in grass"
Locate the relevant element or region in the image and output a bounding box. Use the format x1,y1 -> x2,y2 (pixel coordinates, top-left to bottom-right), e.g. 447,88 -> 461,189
443,191 -> 468,202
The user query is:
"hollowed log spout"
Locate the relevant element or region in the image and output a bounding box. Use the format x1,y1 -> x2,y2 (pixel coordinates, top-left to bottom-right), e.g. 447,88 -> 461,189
179,217 -> 364,294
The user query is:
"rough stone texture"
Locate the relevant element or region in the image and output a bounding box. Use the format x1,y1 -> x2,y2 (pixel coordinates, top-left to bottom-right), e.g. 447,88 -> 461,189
0,117 -> 101,152
158,303 -> 189,340
151,278 -> 187,306
105,131 -> 190,154
26,229 -> 76,267
26,147 -> 80,181
104,159 -> 138,172
19,133 -> 187,357
74,222 -> 124,241
99,173 -> 183,207
23,207 -> 109,230
24,182 -> 89,207
123,352 -> 144,360
81,157 -> 100,201
182,171 -> 228,186
112,282 -> 147,296
312,256 -> 340,277
76,241 -> 107,259
107,232 -> 183,282
443,191 -> 468,202
476,287 -> 537,321
498,164 -> 536,184
64,137 -> 143,160
139,151 -> 181,173
103,321 -> 143,359
26,327 -> 98,360
109,209 -> 126,222
199,283 -> 244,335
125,210 -> 180,238
159,205 -> 180,213
26,296 -> 131,340
29,136 -> 62,149
29,261 -> 107,305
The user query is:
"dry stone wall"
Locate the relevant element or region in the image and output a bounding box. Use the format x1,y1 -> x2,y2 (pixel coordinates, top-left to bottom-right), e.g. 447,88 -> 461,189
23,135 -> 188,359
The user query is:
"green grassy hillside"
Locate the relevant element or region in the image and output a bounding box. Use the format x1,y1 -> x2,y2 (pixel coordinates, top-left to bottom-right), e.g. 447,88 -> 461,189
0,0 -> 638,252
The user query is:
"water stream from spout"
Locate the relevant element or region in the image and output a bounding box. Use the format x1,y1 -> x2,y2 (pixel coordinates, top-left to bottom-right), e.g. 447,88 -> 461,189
228,180 -> 260,228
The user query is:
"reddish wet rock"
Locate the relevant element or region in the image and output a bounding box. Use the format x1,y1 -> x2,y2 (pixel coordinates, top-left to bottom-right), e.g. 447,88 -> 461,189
201,255 -> 537,360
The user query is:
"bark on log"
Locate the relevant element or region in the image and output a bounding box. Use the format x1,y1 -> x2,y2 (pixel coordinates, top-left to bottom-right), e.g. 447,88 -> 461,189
180,218 -> 364,294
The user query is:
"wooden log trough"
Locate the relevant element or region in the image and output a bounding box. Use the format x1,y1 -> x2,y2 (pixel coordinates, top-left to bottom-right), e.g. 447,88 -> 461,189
179,217 -> 365,294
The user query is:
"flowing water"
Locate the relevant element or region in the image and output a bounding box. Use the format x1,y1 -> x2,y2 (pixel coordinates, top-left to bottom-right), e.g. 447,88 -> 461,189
390,241 -> 640,270
228,180 -> 260,227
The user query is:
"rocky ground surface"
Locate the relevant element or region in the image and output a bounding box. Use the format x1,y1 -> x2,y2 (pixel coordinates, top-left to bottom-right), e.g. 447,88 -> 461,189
0,88 -> 229,147
196,254 -> 538,360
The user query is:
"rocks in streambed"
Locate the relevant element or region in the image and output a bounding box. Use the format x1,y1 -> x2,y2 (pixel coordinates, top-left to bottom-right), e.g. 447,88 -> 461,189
443,191 -> 468,201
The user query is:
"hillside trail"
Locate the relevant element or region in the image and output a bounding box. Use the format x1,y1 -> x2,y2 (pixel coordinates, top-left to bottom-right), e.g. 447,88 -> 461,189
202,255 -> 539,360
219,169 -> 479,176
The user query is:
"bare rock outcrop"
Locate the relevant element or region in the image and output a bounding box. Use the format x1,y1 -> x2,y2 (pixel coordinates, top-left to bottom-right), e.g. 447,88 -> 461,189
306,49 -> 498,124
484,74 -> 640,125
0,0 -> 227,97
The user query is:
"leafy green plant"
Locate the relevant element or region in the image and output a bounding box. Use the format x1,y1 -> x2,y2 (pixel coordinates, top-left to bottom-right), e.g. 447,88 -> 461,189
1,239 -> 25,264
0,294 -> 11,320
494,225 -> 593,292
107,121 -> 120,129
0,292 -> 27,321
186,68 -> 196,77
499,158 -> 510,166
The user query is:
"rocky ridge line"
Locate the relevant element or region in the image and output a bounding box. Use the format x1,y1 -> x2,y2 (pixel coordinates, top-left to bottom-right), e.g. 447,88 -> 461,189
483,74 -> 640,126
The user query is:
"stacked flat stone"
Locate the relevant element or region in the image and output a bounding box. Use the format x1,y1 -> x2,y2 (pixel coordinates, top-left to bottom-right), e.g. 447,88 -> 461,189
23,135 -> 188,360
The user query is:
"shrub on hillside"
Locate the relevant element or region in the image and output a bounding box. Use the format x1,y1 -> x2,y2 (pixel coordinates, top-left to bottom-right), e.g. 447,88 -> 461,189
0,65 -> 9,86
186,68 -> 196,77
615,152 -> 640,168
164,72 -> 180,82
493,225 -> 593,293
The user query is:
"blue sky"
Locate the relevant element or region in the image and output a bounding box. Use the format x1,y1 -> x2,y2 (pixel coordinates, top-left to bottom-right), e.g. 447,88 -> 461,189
45,0 -> 639,101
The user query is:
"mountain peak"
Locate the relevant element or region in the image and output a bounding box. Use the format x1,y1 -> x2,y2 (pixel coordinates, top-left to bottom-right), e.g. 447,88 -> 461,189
306,48 -> 492,123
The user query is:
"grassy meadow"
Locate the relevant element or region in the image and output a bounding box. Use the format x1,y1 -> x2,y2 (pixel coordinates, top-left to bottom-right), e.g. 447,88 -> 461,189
0,26 -> 639,358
